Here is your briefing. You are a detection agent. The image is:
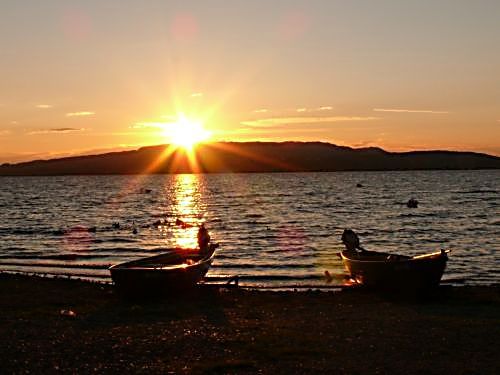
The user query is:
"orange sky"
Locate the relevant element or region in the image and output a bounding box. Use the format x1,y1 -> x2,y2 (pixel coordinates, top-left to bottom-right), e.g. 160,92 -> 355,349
1,1 -> 499,163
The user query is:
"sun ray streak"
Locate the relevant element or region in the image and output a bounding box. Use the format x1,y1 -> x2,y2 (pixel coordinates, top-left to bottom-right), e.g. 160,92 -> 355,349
200,142 -> 298,172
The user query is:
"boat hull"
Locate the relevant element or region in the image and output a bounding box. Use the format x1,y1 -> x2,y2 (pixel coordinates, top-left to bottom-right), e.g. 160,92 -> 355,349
109,246 -> 216,294
340,250 -> 448,291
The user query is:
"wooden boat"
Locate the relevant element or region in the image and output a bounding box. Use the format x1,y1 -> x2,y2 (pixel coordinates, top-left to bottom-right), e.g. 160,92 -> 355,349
109,244 -> 218,293
340,249 -> 449,291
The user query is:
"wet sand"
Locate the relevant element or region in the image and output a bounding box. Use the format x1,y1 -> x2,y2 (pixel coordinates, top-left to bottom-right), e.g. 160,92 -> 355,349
1,274 -> 499,374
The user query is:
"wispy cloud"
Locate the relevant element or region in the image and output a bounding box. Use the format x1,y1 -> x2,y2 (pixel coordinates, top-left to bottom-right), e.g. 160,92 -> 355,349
28,127 -> 86,135
351,135 -> 385,148
373,108 -> 449,114
0,130 -> 12,136
191,92 -> 203,97
35,104 -> 52,109
51,127 -> 85,132
130,122 -> 167,129
66,111 -> 95,117
241,116 -> 379,127
254,106 -> 333,115
352,141 -> 375,148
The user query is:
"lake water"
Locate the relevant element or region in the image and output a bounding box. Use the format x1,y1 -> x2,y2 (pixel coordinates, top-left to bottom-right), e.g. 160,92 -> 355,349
0,171 -> 498,287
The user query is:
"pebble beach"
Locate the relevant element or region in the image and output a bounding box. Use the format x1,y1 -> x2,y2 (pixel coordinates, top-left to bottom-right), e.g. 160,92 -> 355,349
1,274 -> 499,374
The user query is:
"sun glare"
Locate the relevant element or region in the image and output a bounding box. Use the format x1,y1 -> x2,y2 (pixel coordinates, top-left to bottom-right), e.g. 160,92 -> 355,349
166,114 -> 211,150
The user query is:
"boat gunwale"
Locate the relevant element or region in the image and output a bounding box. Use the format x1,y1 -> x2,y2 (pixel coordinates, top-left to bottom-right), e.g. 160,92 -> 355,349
109,256 -> 214,272
109,245 -> 217,271
340,250 -> 448,264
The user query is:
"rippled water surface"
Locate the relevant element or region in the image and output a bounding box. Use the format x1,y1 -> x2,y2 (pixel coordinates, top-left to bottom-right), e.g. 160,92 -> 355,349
0,171 -> 498,287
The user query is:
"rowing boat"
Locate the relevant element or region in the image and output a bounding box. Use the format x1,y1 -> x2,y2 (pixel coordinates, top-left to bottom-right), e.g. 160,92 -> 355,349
340,249 -> 449,291
109,244 -> 218,293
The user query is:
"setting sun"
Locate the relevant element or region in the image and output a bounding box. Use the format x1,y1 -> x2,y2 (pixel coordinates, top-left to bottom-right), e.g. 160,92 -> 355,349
165,114 -> 211,150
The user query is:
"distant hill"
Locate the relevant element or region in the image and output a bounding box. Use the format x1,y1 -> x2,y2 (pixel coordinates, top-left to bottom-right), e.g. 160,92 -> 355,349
0,142 -> 499,176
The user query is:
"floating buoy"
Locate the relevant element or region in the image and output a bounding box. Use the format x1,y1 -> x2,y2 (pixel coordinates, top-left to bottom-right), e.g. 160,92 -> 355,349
407,198 -> 419,208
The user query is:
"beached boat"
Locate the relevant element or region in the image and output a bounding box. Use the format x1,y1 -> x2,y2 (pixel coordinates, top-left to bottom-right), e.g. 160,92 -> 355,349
109,244 -> 218,293
340,249 -> 449,290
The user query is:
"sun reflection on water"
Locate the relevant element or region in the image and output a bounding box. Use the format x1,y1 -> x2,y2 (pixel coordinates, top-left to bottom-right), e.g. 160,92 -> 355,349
170,174 -> 206,249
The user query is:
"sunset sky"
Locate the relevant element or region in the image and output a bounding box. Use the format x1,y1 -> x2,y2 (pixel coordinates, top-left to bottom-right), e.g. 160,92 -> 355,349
1,0 -> 499,163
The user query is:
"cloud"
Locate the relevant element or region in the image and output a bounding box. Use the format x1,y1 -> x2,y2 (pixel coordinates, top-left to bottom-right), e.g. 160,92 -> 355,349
351,136 -> 385,148
295,106 -> 334,113
50,127 -> 85,132
66,111 -> 95,117
36,104 -> 52,109
28,127 -> 86,135
373,108 -> 449,114
241,116 -> 379,127
190,92 -> 203,97
253,106 -> 332,115
0,130 -> 11,136
130,122 -> 167,129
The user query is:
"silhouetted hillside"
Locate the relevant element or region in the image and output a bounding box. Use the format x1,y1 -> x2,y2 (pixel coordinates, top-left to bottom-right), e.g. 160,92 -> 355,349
0,142 -> 498,176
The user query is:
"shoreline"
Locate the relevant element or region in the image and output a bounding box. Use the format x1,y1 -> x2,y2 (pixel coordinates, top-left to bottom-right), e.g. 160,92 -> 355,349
4,270 -> 496,291
1,274 -> 499,374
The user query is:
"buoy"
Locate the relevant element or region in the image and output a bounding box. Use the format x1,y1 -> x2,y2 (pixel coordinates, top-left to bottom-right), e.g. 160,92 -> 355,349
407,198 -> 419,208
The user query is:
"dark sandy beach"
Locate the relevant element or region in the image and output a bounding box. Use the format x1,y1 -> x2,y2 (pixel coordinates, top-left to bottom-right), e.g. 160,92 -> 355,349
1,274 -> 499,374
